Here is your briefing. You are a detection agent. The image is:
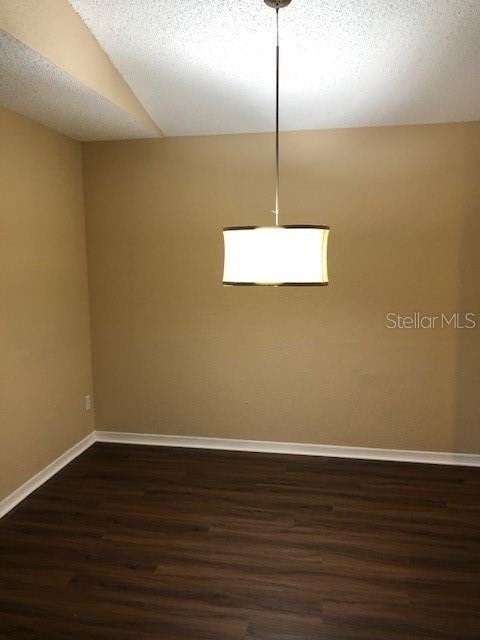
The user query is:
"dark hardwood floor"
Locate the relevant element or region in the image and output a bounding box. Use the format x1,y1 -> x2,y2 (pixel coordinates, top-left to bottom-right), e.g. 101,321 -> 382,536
0,443 -> 479,639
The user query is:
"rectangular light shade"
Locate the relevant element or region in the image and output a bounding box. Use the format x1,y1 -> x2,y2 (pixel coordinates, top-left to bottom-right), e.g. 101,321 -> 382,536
223,225 -> 329,286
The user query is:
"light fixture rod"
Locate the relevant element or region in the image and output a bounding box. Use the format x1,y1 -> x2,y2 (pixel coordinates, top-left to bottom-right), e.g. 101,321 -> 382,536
274,7 -> 280,226
266,0 -> 291,225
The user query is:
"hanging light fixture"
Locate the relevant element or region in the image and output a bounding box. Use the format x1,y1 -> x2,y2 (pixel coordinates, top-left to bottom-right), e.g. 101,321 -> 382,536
223,0 -> 330,286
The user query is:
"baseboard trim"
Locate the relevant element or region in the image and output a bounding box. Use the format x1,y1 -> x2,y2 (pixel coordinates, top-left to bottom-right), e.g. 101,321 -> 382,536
0,431 -> 96,519
2,430 -> 478,519
95,431 -> 480,467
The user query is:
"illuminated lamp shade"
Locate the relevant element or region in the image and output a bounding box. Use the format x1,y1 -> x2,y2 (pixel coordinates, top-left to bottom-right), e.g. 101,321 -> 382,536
223,225 -> 329,286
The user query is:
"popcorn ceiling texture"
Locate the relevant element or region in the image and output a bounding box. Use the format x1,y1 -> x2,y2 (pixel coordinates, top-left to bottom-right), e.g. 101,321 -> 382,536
0,30 -> 156,141
69,0 -> 480,136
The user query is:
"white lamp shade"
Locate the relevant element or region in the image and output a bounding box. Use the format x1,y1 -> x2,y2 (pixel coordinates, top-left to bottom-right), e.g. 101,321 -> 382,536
223,225 -> 329,286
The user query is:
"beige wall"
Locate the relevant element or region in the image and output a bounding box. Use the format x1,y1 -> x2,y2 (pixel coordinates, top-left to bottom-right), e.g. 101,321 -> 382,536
2,114 -> 477,502
0,108 -> 94,500
83,122 -> 480,454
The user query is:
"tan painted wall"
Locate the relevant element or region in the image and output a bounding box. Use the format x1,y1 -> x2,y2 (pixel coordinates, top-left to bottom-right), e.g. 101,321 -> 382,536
83,122 -> 478,454
0,0 -> 160,136
0,108 -> 94,500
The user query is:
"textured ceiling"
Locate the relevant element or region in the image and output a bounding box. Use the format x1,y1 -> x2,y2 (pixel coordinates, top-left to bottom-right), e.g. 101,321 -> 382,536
0,30 -> 157,141
68,0 -> 480,136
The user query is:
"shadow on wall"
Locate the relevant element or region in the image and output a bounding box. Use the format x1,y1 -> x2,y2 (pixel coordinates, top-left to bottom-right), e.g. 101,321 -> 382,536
454,149 -> 480,454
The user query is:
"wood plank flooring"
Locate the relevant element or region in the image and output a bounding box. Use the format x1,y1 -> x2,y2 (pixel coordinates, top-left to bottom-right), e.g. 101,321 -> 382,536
0,443 -> 479,639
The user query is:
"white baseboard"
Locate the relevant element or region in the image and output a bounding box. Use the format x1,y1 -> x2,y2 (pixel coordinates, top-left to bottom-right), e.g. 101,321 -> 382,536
95,431 -> 480,467
2,429 -> 479,520
0,431 -> 96,519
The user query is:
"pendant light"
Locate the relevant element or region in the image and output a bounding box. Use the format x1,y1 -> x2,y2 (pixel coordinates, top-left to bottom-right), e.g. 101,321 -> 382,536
222,0 -> 330,286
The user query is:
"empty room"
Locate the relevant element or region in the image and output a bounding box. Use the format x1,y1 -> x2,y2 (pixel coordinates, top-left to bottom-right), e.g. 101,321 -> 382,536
1,0 -> 479,638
